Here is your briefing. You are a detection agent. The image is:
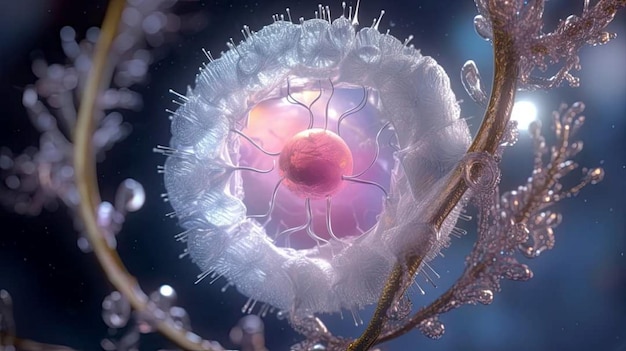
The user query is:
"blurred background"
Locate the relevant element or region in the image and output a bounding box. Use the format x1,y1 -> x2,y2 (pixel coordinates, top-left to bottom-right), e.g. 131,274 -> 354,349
0,0 -> 624,350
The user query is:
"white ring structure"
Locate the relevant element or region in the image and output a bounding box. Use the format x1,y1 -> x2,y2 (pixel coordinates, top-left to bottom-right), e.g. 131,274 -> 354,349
163,14 -> 471,316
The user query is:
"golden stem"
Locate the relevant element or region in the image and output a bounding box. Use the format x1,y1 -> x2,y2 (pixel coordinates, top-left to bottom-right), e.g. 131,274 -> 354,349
348,11 -> 519,351
73,1 -> 216,350
375,261 -> 488,344
347,265 -> 404,351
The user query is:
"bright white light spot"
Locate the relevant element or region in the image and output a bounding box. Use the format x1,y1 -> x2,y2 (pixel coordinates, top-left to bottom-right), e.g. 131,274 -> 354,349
328,108 -> 338,119
159,284 -> 174,297
511,100 -> 538,131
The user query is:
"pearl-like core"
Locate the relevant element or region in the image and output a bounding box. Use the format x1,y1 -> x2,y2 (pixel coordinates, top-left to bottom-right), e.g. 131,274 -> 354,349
279,128 -> 353,199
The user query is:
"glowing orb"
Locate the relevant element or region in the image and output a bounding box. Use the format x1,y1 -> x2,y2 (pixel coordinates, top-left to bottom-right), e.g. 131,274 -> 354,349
162,5 -> 471,316
511,100 -> 538,130
279,128 -> 353,199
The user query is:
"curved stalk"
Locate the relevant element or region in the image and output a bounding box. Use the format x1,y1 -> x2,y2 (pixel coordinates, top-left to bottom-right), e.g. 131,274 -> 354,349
348,9 -> 519,351
73,1 -> 217,350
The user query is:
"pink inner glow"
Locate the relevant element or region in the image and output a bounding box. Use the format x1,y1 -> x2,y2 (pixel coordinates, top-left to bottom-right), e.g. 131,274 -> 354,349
239,87 -> 393,248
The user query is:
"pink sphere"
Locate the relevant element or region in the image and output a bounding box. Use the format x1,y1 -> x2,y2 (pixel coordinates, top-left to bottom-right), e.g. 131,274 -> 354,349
279,128 -> 353,199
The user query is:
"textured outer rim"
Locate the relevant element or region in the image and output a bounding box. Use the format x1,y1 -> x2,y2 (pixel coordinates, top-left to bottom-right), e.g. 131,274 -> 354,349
164,16 -> 471,315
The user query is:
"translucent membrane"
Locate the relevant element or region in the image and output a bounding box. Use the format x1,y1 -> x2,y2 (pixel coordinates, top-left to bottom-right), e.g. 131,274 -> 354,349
164,15 -> 470,315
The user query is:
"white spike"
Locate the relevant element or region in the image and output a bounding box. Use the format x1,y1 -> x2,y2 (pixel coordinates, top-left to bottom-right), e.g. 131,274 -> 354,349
286,8 -> 292,23
352,0 -> 361,25
373,10 -> 385,30
178,249 -> 189,259
202,48 -> 214,62
168,89 -> 188,102
404,34 -> 414,47
195,270 -> 213,284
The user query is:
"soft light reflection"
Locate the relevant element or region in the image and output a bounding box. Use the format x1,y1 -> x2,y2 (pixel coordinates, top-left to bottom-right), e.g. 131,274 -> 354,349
159,284 -> 174,297
511,100 -> 538,131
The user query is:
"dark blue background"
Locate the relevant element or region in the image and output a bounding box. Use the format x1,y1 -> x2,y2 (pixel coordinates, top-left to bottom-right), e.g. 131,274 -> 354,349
1,1 -> 624,350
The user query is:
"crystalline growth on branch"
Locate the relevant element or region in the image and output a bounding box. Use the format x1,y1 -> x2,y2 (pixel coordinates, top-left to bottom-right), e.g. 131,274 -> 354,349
474,0 -> 625,89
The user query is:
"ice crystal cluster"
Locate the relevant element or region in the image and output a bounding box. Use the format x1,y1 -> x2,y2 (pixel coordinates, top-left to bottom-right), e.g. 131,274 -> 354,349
0,0 -> 623,350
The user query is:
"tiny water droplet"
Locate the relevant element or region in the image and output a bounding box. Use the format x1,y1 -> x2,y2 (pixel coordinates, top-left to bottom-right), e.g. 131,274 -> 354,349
417,317 -> 445,339
388,297 -> 412,320
102,291 -> 130,329
115,178 -> 145,212
276,310 -> 288,320
477,289 -> 494,305
588,167 -> 604,184
504,263 -> 533,281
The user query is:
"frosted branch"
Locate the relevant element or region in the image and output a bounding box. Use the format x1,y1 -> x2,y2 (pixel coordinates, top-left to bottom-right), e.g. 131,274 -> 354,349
474,0 -> 626,89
